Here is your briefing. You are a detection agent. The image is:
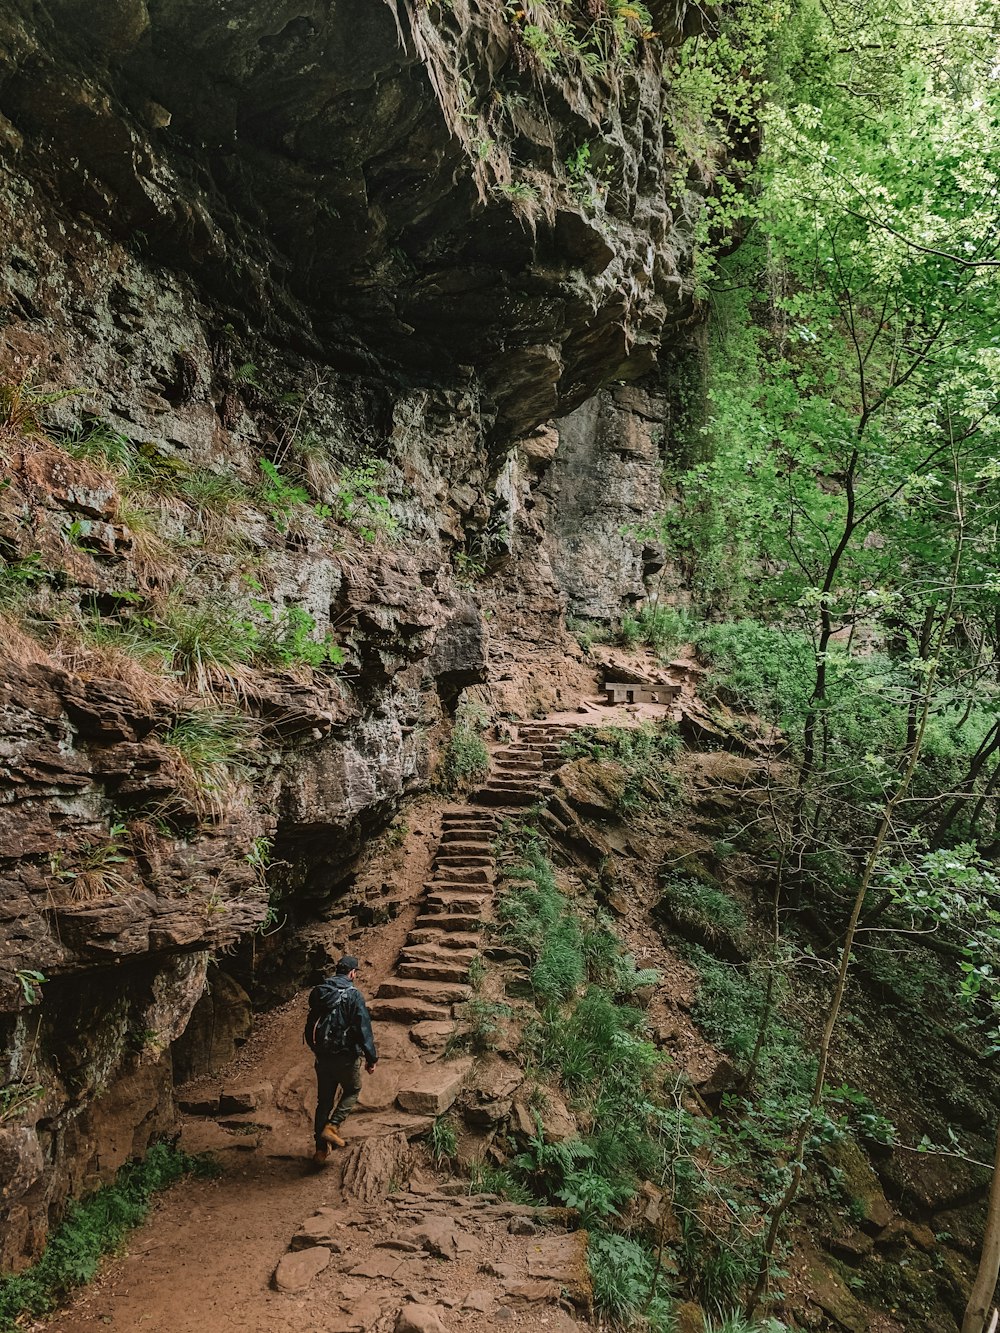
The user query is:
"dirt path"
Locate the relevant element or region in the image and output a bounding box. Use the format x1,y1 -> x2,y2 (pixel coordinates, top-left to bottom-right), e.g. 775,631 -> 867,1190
57,687 -> 684,1333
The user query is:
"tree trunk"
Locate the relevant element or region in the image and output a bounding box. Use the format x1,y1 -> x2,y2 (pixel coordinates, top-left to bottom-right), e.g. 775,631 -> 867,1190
962,1119 -> 1000,1333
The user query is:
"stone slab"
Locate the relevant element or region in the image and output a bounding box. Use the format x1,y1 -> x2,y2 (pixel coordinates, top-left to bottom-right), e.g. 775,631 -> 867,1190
273,1245 -> 331,1292
396,1058 -> 473,1115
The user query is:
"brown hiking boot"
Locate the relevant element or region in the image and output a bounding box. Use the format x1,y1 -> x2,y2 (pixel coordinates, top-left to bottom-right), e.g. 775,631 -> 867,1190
311,1145 -> 329,1167
321,1124 -> 346,1149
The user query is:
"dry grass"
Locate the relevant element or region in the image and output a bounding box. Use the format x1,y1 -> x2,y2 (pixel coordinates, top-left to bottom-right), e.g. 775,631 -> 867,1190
50,826 -> 134,904
115,495 -> 180,589
0,380 -> 48,444
54,634 -> 179,712
0,613 -> 51,669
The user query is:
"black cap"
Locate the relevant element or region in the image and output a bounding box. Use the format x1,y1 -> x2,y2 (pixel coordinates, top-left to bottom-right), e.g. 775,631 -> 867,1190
335,955 -> 359,975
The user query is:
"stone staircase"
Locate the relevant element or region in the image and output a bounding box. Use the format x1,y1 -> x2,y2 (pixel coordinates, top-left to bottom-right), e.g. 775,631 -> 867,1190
470,718 -> 581,807
367,806 -> 498,1025
364,717 -> 586,1128
368,720 -> 583,1027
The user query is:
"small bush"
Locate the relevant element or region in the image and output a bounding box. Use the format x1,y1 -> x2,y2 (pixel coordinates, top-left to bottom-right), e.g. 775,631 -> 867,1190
426,1116 -> 458,1166
617,603 -> 691,657
658,873 -> 747,957
588,1232 -> 676,1332
467,1161 -> 537,1205
440,703 -> 490,792
449,998 -> 512,1054
161,708 -> 252,817
705,1312 -> 788,1333
332,461 -> 398,543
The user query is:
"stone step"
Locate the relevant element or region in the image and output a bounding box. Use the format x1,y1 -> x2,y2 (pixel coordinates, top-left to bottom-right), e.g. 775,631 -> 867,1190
425,882 -> 492,899
493,764 -> 543,777
377,978 -> 472,1004
413,912 -> 483,932
432,854 -> 495,869
399,945 -> 479,966
424,893 -> 490,914
440,807 -> 499,822
437,834 -> 493,848
396,960 -> 470,984
405,929 -> 482,948
426,866 -> 493,884
472,788 -> 539,807
396,1058 -> 473,1116
370,998 -> 451,1024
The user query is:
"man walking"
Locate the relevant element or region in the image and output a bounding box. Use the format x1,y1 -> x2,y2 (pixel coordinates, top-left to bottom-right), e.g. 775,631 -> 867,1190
304,955 -> 378,1166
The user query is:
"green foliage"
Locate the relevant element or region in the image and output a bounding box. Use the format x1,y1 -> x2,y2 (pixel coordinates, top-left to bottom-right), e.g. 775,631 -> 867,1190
0,1080 -> 44,1125
258,457 -> 311,531
0,379 -> 79,443
0,554 -> 47,613
616,604 -> 691,657
449,998 -> 513,1054
563,722 -> 681,815
0,1144 -> 216,1329
161,708 -> 252,816
332,461 -> 398,543
504,0 -> 654,79
704,1315 -> 787,1333
49,826 -> 130,903
588,1232 -> 676,1332
426,1115 -> 458,1166
252,604 -> 346,669
693,622 -> 813,729
467,1160 -> 537,1206
659,873 -> 747,954
15,970 -> 46,1006
492,834 -> 806,1313
567,616 -> 611,655
682,943 -> 815,1105
61,421 -> 141,472
440,702 -> 490,792
83,591 -> 343,692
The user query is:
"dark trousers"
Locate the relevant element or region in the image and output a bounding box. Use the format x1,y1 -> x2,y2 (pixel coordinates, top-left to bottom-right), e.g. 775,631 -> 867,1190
314,1054 -> 362,1146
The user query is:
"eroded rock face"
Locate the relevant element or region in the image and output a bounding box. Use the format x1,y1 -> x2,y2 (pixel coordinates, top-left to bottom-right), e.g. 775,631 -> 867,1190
0,0 -> 715,1268
1,0 -> 706,439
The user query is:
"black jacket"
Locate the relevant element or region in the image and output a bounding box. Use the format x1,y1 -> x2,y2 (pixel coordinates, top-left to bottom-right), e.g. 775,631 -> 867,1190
304,974 -> 377,1065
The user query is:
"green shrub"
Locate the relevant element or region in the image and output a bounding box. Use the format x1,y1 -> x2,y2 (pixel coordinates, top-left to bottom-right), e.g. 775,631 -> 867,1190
161,708 -> 252,816
659,873 -> 747,957
616,603 -> 691,657
449,998 -> 512,1053
440,702 -> 490,792
0,1144 -> 215,1329
563,722 -> 681,815
426,1116 -> 458,1166
332,461 -> 398,543
0,554 -> 47,613
467,1160 -> 537,1205
705,1316 -> 788,1333
588,1232 -> 676,1332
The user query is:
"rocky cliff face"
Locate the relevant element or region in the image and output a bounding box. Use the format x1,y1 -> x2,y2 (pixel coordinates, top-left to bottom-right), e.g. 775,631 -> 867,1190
0,0 -> 714,1264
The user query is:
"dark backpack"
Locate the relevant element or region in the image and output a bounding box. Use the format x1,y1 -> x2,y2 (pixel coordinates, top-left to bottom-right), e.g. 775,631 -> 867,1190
306,981 -> 355,1057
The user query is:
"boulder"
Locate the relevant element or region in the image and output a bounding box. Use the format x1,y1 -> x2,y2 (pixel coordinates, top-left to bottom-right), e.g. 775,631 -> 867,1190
395,1306 -> 450,1333
399,1216 -> 480,1260
272,1245 -> 331,1292
525,1233 -> 592,1311
219,1081 -> 272,1114
291,1207 -> 349,1251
